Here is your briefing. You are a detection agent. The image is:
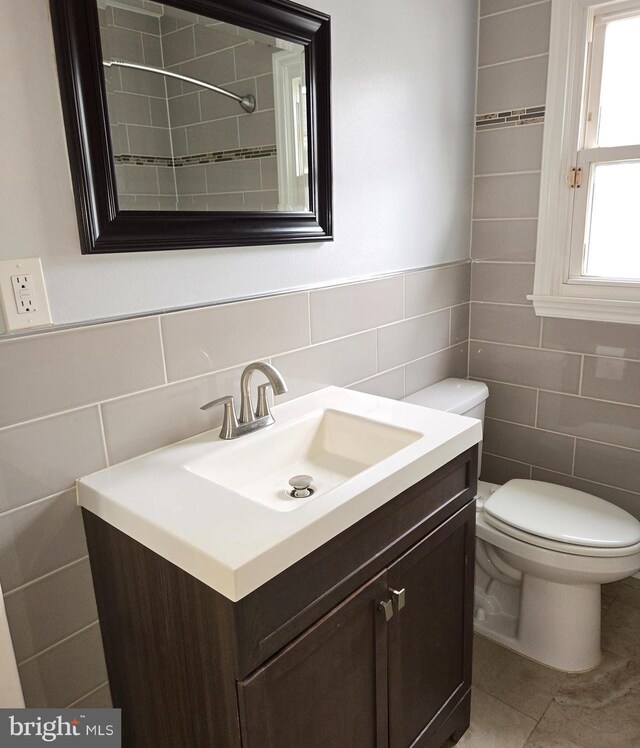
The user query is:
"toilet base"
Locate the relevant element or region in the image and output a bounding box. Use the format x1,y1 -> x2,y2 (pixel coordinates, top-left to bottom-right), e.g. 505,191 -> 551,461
474,573 -> 602,672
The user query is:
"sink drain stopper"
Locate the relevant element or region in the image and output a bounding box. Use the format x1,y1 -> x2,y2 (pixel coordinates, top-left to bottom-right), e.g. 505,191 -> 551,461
288,475 -> 314,498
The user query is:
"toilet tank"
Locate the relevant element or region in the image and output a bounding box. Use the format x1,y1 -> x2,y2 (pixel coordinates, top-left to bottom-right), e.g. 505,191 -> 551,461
402,378 -> 489,466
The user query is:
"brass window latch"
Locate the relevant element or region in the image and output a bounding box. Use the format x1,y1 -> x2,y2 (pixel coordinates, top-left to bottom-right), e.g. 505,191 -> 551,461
567,167 -> 583,189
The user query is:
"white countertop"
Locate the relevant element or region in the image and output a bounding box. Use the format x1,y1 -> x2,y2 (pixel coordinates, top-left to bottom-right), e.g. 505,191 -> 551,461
77,387 -> 482,601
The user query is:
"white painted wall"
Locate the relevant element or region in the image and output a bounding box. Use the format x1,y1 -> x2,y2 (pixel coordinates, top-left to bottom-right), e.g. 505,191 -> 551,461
0,0 -> 477,328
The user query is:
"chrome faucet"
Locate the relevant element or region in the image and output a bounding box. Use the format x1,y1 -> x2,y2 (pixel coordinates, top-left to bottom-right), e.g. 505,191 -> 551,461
200,362 -> 288,439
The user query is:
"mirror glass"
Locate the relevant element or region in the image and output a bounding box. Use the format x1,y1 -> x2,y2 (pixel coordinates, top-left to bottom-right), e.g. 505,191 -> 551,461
96,0 -> 309,212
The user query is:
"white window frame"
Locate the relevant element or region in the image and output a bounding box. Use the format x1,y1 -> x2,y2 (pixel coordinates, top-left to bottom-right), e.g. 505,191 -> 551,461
531,0 -> 640,325
273,50 -> 309,212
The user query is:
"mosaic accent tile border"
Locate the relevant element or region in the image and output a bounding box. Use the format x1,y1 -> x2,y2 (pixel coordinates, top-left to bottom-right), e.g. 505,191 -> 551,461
114,145 -> 277,168
476,107 -> 545,130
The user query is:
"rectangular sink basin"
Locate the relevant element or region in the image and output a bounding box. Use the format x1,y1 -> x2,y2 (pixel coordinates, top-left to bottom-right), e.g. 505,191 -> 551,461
185,409 -> 422,512
77,386 -> 482,601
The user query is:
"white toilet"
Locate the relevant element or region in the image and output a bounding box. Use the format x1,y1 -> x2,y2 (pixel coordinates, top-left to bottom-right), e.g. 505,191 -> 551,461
403,378 -> 640,673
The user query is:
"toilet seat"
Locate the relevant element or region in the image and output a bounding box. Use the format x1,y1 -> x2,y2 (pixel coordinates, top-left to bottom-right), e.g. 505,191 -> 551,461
483,479 -> 640,557
483,512 -> 640,558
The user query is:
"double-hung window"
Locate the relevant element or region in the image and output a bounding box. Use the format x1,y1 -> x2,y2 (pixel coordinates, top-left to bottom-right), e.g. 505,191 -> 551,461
532,0 -> 640,324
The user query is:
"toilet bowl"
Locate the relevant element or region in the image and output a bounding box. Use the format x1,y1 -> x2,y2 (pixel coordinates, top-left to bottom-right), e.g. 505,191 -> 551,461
403,379 -> 640,672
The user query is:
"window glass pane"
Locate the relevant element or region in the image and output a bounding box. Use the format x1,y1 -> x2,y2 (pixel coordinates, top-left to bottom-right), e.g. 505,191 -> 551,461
597,14 -> 640,147
584,161 -> 640,280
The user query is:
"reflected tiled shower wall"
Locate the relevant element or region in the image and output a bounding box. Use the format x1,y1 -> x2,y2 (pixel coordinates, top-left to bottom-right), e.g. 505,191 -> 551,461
100,2 -> 279,210
470,0 -> 640,513
0,263 -> 469,708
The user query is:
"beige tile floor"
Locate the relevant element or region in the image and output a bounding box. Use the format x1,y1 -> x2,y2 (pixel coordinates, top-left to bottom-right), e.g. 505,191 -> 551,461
448,577 -> 640,747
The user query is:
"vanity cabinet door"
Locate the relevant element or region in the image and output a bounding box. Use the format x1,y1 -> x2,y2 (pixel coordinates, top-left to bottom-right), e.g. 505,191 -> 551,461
238,571 -> 390,748
387,503 -> 475,748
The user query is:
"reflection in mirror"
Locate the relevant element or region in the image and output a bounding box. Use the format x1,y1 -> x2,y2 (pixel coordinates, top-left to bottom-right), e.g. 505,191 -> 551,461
96,0 -> 309,212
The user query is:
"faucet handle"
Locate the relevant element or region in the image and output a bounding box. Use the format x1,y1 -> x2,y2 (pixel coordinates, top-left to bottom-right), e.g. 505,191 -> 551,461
200,395 -> 239,440
255,382 -> 274,418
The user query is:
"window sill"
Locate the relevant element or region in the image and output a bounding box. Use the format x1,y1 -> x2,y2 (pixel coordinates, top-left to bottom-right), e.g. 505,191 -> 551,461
528,294 -> 640,325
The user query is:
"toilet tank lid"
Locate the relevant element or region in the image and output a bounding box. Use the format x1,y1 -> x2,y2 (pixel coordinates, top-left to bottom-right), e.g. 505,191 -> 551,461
402,378 -> 489,415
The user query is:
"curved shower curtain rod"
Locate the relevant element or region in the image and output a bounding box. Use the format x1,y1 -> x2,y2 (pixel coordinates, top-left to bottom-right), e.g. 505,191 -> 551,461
103,60 -> 256,113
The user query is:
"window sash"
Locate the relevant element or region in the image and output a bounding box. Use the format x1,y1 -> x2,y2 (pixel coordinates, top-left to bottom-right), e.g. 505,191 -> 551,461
568,2 -> 640,288
531,0 -> 640,324
584,3 -> 640,149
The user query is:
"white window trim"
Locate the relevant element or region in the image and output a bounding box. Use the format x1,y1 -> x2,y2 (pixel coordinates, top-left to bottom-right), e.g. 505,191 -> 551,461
530,0 -> 640,325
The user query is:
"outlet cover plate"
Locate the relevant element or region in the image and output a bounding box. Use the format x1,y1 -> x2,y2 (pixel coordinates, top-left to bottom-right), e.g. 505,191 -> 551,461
0,258 -> 53,332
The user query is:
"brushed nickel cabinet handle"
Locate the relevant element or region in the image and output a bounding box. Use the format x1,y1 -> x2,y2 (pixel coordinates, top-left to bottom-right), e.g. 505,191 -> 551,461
392,588 -> 406,611
379,599 -> 394,622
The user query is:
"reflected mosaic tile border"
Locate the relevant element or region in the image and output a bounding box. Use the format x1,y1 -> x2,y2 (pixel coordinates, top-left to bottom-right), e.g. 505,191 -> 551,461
476,107 -> 545,130
114,144 -> 277,168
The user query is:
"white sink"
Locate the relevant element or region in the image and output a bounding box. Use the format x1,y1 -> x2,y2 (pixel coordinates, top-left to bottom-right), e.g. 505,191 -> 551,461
186,409 -> 421,512
77,386 -> 482,601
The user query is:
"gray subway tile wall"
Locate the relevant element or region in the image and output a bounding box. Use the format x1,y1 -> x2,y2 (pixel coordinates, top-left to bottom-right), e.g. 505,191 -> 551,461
0,490 -> 89,593
160,292 -> 310,381
405,262 -> 471,317
477,56 -> 548,115
0,262 -> 469,708
0,318 -> 165,428
478,2 -> 550,67
309,276 -> 404,344
5,559 -> 98,663
471,219 -> 538,261
469,0 -> 640,512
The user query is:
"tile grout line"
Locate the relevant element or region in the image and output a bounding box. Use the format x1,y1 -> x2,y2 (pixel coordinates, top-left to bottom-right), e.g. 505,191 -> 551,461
480,0 -> 551,20
473,216 -> 540,221
0,401 -> 117,434
578,355 -> 585,396
470,337 -> 640,365
156,315 -> 169,384
472,261 -> 537,265
0,487 -> 78,521
478,52 -> 549,70
470,374 -> 640,410
66,680 -> 110,710
97,404 -> 110,468
470,684 -> 539,731
349,365 -> 405,390
17,620 -> 101,668
483,451 -> 640,497
485,415 -> 640,455
475,170 -> 542,178
3,556 -> 90,598
539,316 -> 544,348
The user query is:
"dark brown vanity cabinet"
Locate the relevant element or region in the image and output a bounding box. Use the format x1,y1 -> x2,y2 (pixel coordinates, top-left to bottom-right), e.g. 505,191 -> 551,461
239,572 -> 389,748
83,447 -> 477,748
238,504 -> 474,748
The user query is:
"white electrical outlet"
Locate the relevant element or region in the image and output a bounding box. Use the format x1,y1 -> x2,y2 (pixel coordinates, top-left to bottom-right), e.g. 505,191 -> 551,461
11,274 -> 37,314
0,258 -> 53,332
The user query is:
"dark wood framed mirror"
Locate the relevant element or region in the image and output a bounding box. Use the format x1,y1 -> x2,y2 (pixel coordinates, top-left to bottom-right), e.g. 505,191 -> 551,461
50,0 -> 332,253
